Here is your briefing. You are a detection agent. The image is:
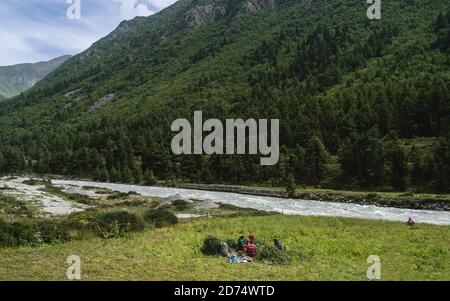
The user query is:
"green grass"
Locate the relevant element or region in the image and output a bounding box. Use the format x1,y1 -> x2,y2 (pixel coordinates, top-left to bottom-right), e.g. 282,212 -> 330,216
0,215 -> 448,280
245,184 -> 450,201
40,185 -> 95,206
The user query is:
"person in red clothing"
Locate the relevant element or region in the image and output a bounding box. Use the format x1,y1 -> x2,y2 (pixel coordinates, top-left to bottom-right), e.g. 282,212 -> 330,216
248,232 -> 255,244
246,241 -> 257,258
407,217 -> 416,226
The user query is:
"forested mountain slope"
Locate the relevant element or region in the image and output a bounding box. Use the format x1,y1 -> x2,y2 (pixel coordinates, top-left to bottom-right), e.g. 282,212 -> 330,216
0,55 -> 70,99
0,0 -> 449,192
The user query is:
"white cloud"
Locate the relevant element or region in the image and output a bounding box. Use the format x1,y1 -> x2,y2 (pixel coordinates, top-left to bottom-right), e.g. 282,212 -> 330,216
113,0 -> 155,20
112,0 -> 179,20
151,0 -> 178,9
0,0 -> 179,66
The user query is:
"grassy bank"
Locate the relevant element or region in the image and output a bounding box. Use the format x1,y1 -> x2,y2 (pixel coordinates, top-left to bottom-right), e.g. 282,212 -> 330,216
0,215 -> 448,280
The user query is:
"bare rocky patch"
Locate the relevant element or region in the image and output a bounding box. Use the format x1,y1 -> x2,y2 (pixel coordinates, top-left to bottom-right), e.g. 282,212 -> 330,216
88,93 -> 116,113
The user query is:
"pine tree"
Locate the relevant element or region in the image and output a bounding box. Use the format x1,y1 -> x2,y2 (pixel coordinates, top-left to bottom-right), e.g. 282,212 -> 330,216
3,148 -> 26,173
133,167 -> 143,184
385,135 -> 408,191
109,166 -> 120,183
305,136 -> 329,187
0,151 -> 4,172
285,172 -> 296,197
434,137 -> 450,193
409,145 -> 424,187
144,169 -> 157,186
122,166 -> 134,183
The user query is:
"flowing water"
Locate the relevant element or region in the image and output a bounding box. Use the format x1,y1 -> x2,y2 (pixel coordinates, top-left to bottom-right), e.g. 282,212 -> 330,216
51,179 -> 450,226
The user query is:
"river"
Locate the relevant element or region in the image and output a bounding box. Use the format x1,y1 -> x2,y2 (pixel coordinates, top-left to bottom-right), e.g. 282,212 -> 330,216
52,179 -> 450,226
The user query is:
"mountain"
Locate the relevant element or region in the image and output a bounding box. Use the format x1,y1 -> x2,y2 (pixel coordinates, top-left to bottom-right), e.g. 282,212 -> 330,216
0,0 -> 449,192
0,55 -> 71,99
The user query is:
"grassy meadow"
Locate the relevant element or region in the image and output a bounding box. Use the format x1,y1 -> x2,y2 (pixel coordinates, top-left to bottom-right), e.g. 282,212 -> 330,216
0,215 -> 448,281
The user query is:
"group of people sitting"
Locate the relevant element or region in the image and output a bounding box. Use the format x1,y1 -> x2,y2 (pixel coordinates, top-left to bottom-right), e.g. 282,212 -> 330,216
221,233 -> 283,263
237,234 -> 257,258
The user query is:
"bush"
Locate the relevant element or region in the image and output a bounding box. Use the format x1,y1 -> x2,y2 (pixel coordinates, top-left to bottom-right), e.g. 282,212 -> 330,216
144,209 -> 178,228
400,191 -> 415,197
60,219 -> 93,240
36,217 -> 93,244
0,220 -> 38,247
36,211 -> 99,244
22,179 -> 51,186
93,211 -> 144,238
366,192 -> 378,199
36,220 -> 62,244
201,236 -> 222,255
256,243 -> 291,264
10,222 -> 38,246
0,219 -> 15,247
107,192 -> 130,200
172,199 -> 190,211
225,238 -> 238,250
0,210 -> 148,248
66,193 -> 94,205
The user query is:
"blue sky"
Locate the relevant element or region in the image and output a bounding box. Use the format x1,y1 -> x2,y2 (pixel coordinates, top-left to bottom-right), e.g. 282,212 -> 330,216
0,0 -> 178,66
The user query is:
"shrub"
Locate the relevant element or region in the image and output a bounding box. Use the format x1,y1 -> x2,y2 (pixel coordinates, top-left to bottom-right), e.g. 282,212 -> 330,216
36,220 -> 61,244
22,178 -> 52,186
9,222 -> 38,246
366,192 -> 378,199
0,211 -> 147,248
256,243 -> 291,264
400,191 -> 415,197
107,192 -> 130,200
144,209 -> 178,228
93,211 -> 144,238
66,193 -> 94,205
2,198 -> 34,217
0,219 -> 42,247
172,199 -> 190,211
0,219 -> 15,247
36,217 -> 94,244
201,236 -> 222,255
225,238 -> 238,250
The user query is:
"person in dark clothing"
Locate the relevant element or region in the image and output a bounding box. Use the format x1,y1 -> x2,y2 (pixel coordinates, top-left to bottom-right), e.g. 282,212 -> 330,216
274,239 -> 283,251
407,217 -> 416,226
237,236 -> 246,252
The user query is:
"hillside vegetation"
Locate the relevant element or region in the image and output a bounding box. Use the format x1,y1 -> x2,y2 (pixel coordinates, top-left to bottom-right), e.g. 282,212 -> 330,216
0,0 -> 448,193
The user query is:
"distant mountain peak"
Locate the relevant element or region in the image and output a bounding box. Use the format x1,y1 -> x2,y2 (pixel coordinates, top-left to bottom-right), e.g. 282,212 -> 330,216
0,55 -> 71,99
